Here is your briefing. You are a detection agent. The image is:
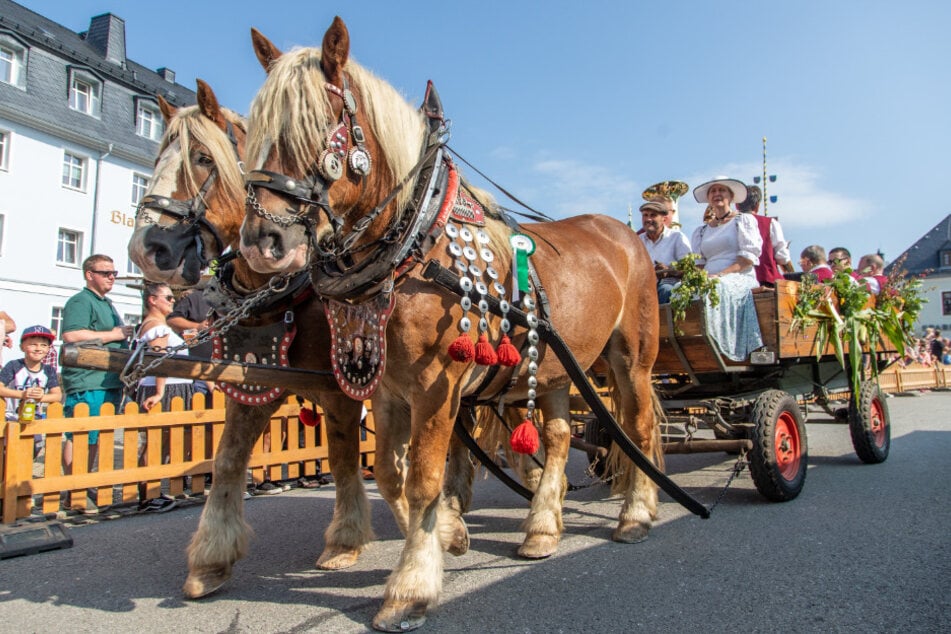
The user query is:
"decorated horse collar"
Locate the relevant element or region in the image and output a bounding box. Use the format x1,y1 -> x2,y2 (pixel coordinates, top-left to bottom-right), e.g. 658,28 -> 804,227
203,259 -> 313,320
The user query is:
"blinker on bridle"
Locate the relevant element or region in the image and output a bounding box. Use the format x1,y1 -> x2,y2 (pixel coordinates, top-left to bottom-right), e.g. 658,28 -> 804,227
135,120 -> 244,265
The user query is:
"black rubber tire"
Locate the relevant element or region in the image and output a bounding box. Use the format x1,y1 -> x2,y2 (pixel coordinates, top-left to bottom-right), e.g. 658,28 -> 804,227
749,389 -> 808,502
848,381 -> 890,464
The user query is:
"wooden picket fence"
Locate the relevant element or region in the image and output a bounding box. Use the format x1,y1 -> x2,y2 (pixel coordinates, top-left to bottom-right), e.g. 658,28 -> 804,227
0,392 -> 376,524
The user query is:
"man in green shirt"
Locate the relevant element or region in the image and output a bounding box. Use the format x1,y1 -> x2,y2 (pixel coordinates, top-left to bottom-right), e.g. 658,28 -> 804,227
61,254 -> 134,512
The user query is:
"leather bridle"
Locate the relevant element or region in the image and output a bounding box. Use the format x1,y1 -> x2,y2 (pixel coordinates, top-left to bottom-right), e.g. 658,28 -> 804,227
135,120 -> 244,267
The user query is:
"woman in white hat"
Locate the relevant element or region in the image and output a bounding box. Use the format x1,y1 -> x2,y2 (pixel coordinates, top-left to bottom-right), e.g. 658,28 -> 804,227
689,177 -> 764,361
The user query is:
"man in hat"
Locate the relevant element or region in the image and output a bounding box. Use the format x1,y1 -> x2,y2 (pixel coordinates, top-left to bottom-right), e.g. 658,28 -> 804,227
642,180 -> 689,228
638,198 -> 692,303
736,185 -> 793,286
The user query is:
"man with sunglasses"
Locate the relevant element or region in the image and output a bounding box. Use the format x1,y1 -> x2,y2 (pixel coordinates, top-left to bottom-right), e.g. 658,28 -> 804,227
60,254 -> 135,513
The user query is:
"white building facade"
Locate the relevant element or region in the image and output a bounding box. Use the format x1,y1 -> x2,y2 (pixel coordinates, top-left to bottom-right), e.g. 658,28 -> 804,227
0,1 -> 196,342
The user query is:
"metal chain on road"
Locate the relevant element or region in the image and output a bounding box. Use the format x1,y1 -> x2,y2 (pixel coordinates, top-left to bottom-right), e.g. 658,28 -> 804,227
120,272 -> 294,390
707,449 -> 749,514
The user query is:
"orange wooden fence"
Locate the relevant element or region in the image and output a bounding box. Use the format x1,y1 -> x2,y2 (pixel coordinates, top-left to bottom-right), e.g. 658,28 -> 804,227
1,392 -> 376,524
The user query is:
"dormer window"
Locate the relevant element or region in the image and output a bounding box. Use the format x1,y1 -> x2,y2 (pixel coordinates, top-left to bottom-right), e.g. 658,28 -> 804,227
0,34 -> 28,89
135,98 -> 163,141
941,250 -> 951,270
68,67 -> 102,117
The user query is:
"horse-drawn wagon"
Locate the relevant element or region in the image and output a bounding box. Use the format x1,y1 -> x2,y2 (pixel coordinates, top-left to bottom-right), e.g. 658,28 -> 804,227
583,278 -> 893,503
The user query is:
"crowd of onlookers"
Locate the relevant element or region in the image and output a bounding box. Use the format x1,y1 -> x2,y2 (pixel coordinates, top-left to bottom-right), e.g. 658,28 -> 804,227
898,328 -> 951,367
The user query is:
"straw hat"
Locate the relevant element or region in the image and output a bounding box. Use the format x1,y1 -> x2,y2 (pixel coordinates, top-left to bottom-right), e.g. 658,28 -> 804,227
692,176 -> 748,204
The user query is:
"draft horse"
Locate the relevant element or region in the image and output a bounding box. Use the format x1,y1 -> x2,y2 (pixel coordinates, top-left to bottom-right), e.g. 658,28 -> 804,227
240,19 -> 663,631
128,80 -> 376,596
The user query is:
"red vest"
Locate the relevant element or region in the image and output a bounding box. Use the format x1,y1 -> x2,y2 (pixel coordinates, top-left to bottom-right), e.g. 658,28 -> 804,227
751,214 -> 784,284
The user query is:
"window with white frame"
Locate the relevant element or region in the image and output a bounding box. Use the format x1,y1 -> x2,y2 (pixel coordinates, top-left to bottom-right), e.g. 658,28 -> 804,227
68,69 -> 101,117
0,130 -> 9,170
127,257 -> 142,276
0,213 -> 5,256
50,307 -> 63,338
0,37 -> 27,89
56,228 -> 82,266
62,151 -> 86,190
136,101 -> 163,141
944,292 -> 951,317
132,173 -> 150,205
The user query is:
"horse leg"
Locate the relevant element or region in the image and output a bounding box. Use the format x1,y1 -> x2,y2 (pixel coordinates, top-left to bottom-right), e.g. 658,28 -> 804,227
439,428 -> 473,557
315,394 -> 374,570
372,394 -> 457,632
183,398 -> 276,598
606,343 -> 661,544
518,390 -> 571,559
370,395 -> 412,536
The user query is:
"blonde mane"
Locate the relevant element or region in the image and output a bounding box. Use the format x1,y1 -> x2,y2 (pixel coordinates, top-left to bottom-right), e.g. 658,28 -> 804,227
247,46 -> 428,213
160,105 -> 246,207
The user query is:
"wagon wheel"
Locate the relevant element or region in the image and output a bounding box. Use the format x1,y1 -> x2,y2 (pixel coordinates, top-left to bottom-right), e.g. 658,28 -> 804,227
749,389 -> 808,502
848,381 -> 890,464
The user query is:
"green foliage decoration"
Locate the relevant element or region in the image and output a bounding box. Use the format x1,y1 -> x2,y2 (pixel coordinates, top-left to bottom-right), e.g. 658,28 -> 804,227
669,253 -> 720,334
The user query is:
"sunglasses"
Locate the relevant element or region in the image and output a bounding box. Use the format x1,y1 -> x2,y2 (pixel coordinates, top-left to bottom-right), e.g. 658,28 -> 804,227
153,294 -> 175,302
91,270 -> 119,277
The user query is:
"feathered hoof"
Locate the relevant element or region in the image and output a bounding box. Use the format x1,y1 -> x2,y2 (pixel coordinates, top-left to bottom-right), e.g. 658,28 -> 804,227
372,599 -> 428,632
182,565 -> 231,599
612,521 -> 650,544
315,545 -> 361,570
517,533 -> 559,559
444,519 -> 470,557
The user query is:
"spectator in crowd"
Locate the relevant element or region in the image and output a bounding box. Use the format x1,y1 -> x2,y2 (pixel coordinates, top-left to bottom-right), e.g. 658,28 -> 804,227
828,247 -> 853,274
799,245 -> 834,283
0,325 -> 62,458
60,254 -> 134,513
638,198 -> 692,303
856,253 -> 888,295
930,330 -> 945,364
135,282 -> 194,513
167,288 -> 215,402
736,185 -> 794,286
691,177 -> 764,361
1,310 -> 15,365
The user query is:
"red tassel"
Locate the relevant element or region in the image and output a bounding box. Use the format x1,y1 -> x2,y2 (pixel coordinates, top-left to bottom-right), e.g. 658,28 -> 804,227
510,419 -> 540,455
448,333 -> 475,362
474,332 -> 498,365
496,334 -> 521,366
299,405 -> 321,427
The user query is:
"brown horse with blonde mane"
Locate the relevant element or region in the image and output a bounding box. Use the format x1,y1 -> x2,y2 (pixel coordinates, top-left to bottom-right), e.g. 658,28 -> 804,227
128,80 -> 375,596
239,18 -> 663,631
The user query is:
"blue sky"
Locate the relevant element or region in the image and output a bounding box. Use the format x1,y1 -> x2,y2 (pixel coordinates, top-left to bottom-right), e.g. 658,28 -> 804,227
22,0 -> 951,264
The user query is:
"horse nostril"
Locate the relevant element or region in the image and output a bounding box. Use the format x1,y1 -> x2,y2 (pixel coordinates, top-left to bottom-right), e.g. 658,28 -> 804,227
265,232 -> 285,260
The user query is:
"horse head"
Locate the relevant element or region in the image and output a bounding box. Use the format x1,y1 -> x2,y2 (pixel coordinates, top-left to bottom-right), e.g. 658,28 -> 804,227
240,18 -> 427,281
129,80 -> 247,286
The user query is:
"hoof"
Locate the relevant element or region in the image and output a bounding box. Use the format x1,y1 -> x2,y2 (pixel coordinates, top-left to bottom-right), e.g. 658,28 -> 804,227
612,521 -> 650,544
315,546 -> 360,570
372,600 -> 428,632
517,533 -> 559,559
444,519 -> 470,557
182,565 -> 231,599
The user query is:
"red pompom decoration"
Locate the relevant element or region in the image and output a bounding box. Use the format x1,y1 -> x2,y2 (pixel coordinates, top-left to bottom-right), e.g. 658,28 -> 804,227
474,332 -> 499,365
299,405 -> 321,427
496,334 -> 521,367
510,419 -> 540,455
448,333 -> 475,362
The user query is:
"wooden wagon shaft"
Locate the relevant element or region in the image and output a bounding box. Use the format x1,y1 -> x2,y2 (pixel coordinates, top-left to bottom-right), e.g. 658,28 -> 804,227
60,343 -> 333,392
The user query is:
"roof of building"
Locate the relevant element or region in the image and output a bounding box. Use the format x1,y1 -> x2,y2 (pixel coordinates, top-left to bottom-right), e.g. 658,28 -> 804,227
885,213 -> 951,276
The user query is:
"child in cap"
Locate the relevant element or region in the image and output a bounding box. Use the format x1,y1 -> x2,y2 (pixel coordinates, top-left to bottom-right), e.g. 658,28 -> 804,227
0,326 -> 62,457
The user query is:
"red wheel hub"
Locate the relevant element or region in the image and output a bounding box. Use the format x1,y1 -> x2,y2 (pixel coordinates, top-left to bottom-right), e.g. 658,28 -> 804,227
869,398 -> 886,447
774,411 -> 802,481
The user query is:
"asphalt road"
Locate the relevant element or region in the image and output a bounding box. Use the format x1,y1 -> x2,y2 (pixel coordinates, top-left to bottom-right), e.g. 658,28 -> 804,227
0,392 -> 948,633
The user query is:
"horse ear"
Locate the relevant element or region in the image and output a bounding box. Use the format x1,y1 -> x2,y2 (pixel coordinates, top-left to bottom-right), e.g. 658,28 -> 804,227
195,79 -> 227,130
320,16 -> 350,84
251,28 -> 282,73
156,94 -> 177,124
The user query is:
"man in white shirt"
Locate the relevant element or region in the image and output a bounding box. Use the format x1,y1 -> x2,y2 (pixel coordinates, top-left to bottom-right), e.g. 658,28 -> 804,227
638,199 -> 692,303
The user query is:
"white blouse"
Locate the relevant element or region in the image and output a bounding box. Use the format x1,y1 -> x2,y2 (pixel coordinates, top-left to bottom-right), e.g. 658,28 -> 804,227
136,325 -> 192,386
690,214 -> 763,280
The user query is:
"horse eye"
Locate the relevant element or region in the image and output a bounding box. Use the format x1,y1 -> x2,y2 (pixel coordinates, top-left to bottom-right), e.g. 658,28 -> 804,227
196,154 -> 214,167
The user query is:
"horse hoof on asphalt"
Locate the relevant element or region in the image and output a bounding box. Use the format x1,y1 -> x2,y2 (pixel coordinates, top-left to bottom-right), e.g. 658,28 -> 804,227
517,533 -> 559,559
315,546 -> 361,570
612,521 -> 650,544
372,600 -> 428,632
182,566 -> 231,599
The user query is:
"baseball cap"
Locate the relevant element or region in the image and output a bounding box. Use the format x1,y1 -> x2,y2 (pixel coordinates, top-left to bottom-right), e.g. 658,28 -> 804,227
21,325 -> 55,342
